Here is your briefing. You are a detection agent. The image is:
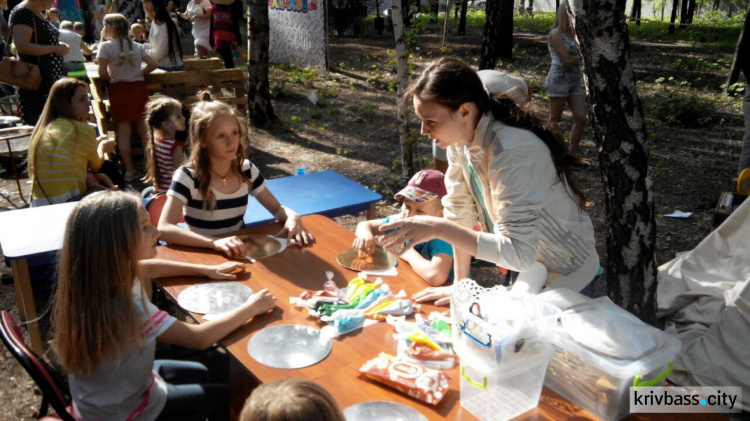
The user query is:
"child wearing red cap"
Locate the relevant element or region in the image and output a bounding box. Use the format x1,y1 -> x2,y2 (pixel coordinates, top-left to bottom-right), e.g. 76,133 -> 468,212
353,169 -> 454,286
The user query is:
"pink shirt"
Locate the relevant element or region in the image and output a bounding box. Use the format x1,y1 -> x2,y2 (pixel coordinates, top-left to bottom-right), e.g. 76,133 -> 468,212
98,39 -> 148,83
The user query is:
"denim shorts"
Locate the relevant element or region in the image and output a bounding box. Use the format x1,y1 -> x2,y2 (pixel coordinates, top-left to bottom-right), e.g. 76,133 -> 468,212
545,64 -> 585,97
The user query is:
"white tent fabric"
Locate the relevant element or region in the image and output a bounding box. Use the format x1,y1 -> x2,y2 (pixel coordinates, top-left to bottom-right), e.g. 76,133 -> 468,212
657,196 -> 750,410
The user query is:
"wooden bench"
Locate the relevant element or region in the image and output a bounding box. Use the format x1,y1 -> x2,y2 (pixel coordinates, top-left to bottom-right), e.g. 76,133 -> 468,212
87,60 -> 245,134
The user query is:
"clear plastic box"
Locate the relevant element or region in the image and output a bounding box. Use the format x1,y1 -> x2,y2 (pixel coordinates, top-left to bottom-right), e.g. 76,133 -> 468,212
544,319 -> 681,420
460,346 -> 555,421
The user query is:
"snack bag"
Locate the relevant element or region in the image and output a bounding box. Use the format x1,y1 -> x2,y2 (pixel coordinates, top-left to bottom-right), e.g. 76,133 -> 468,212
357,353 -> 451,405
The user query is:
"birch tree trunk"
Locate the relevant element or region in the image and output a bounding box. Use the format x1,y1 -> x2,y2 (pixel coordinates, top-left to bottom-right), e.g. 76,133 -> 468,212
668,0 -> 679,33
479,0 -> 514,69
247,0 -> 277,127
442,0 -> 451,48
568,0 -> 659,325
392,0 -> 415,176
630,0 -> 641,25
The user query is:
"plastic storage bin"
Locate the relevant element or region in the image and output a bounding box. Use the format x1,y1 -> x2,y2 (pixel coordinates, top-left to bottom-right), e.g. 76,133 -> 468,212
544,299 -> 681,421
460,346 -> 555,421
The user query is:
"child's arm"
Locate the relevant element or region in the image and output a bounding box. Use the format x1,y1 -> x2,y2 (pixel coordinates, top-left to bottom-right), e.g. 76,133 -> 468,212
80,39 -> 93,55
97,58 -> 110,80
400,249 -> 453,287
138,259 -> 246,280
254,188 -> 315,246
157,195 -> 249,257
158,289 -> 276,350
141,53 -> 158,75
353,218 -> 384,255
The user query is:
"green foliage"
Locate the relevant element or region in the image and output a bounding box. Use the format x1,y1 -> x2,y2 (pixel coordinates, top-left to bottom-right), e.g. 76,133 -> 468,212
310,109 -> 322,119
627,19 -> 741,49
644,82 -> 718,128
275,64 -> 318,86
290,115 -> 302,123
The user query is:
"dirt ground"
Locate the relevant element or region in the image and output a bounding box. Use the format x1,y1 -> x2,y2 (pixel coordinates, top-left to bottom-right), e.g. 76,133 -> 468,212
0,22 -> 745,419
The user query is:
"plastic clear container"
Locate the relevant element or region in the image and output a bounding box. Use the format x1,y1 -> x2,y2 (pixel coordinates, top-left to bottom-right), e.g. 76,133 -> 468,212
544,318 -> 681,420
460,345 -> 555,421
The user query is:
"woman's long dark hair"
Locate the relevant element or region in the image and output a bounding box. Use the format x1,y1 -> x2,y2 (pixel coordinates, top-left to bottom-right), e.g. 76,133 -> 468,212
146,0 -> 183,63
404,57 -> 587,209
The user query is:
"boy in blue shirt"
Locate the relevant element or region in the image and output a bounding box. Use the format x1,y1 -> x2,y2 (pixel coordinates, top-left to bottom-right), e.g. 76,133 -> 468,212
353,169 -> 454,286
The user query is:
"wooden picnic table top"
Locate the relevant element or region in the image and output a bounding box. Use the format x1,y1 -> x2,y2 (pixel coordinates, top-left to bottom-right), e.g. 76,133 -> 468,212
153,215 -> 722,421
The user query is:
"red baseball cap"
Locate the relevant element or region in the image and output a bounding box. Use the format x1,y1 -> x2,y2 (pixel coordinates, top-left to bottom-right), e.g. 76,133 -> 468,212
395,170 -> 447,203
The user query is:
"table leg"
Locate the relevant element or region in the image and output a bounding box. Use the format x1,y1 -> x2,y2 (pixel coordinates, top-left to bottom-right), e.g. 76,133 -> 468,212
230,357 -> 259,421
10,259 -> 42,354
367,203 -> 377,220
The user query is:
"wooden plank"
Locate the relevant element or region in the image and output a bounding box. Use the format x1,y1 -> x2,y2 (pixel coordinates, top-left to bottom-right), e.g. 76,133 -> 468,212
10,259 -> 43,354
184,58 -> 223,71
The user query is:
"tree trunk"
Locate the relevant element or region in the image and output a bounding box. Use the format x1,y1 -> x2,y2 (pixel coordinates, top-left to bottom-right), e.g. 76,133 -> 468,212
679,0 -> 689,28
442,0 -> 451,48
686,0 -> 696,24
668,0 -> 679,34
556,0 -> 559,13
713,0 -> 720,11
568,0 -> 659,325
479,0 -> 514,69
247,0 -> 277,127
458,0 -> 469,34
631,0 -> 641,25
392,0 -> 415,176
726,0 -> 750,93
661,0 -> 666,21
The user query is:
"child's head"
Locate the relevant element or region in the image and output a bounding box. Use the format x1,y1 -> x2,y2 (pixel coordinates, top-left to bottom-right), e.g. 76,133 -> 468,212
131,22 -> 146,39
395,169 -> 446,218
144,96 -> 185,185
51,191 -> 159,375
60,20 -> 73,30
47,8 -> 61,23
102,13 -> 130,41
187,91 -> 249,209
240,379 -> 345,421
73,21 -> 86,36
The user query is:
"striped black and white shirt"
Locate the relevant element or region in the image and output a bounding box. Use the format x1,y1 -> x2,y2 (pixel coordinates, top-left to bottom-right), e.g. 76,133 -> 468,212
167,160 -> 267,236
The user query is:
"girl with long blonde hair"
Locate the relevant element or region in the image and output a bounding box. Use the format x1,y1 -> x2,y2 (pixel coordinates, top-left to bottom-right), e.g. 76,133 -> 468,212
545,1 -> 588,157
158,91 -> 315,257
27,77 -> 116,206
52,190 -> 276,420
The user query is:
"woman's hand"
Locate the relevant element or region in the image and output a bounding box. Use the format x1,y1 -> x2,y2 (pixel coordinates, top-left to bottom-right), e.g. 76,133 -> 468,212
201,261 -> 246,280
378,215 -> 442,255
412,286 -> 452,306
274,208 -> 315,246
212,235 -> 249,258
56,42 -> 70,56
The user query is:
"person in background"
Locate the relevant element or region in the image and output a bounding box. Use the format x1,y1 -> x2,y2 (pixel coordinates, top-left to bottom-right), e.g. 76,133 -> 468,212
45,6 -> 59,26
143,0 -> 184,71
208,0 -> 239,68
130,20 -> 145,42
58,20 -> 90,73
98,13 -> 158,181
179,0 -> 211,58
142,95 -> 186,194
0,0 -> 10,56
240,379 -> 346,421
10,0 -> 69,125
545,1 -> 588,159
432,70 -> 531,174
354,169 -> 454,287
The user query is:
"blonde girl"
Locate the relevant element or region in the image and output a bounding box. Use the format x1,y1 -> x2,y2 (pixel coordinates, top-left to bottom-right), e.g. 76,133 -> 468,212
143,95 -> 186,193
240,379 -> 346,421
27,77 -> 116,206
98,13 -> 158,182
158,91 -> 315,258
545,1 -> 588,157
52,190 -> 276,420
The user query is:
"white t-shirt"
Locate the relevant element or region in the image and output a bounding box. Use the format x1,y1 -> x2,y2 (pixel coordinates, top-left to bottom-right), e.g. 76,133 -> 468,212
145,21 -> 184,69
69,282 -> 176,421
58,29 -> 85,63
98,39 -> 148,83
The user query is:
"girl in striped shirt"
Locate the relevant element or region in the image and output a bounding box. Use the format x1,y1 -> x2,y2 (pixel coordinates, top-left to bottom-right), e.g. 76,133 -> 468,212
158,91 -> 315,258
51,191 -> 276,421
143,96 -> 187,193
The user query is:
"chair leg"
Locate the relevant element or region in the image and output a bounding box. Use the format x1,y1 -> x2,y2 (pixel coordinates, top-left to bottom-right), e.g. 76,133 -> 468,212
38,395 -> 49,417
4,138 -> 27,205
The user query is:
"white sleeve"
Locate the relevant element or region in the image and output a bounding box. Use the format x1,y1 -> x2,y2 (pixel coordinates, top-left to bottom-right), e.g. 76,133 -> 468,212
441,145 -> 479,229
474,145 -> 547,272
145,23 -> 167,61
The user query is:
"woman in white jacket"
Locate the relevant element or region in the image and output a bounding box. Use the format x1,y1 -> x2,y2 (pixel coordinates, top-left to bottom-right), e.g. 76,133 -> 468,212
380,57 -> 599,304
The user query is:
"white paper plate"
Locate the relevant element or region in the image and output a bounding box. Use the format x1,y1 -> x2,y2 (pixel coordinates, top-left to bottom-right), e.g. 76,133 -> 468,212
247,324 -> 332,369
176,282 -> 252,314
344,401 -> 428,421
